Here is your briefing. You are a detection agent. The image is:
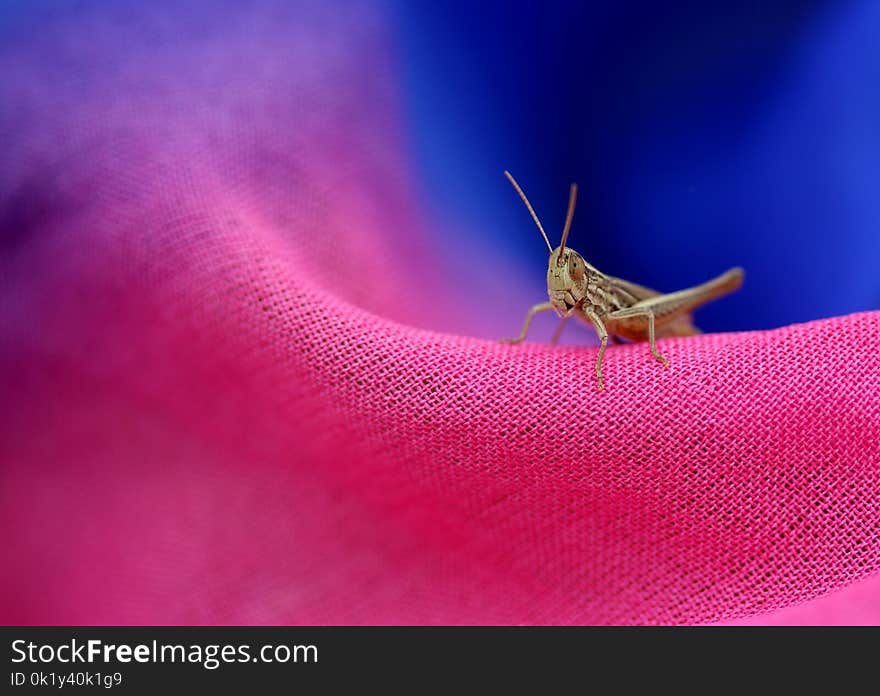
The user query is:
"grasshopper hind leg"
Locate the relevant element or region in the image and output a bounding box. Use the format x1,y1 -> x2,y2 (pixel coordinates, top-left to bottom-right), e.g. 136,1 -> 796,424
606,306 -> 671,369
646,311 -> 670,369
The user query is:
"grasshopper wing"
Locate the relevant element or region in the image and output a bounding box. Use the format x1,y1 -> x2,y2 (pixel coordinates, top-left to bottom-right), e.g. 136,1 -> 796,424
605,276 -> 701,337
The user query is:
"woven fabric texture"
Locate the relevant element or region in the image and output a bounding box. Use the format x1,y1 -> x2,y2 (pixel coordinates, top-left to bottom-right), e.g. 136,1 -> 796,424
1,1 -> 878,624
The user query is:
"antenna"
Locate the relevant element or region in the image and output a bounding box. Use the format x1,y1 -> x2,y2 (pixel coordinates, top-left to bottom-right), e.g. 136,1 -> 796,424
558,183 -> 578,261
504,171 -> 553,254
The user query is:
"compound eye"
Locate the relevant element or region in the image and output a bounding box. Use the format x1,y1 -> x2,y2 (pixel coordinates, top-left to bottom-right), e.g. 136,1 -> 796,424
569,256 -> 585,281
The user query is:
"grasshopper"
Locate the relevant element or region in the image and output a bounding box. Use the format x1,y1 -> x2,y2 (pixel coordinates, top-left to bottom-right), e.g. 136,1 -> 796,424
500,171 -> 744,391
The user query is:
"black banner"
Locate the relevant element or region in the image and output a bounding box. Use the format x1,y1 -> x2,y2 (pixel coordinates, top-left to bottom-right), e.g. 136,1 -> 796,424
2,627 -> 875,693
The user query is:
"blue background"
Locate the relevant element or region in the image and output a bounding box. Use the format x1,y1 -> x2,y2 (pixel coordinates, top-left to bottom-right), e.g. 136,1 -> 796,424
394,1 -> 880,332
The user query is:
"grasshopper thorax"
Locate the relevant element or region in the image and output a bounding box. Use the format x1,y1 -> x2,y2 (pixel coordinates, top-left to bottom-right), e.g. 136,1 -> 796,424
547,246 -> 588,316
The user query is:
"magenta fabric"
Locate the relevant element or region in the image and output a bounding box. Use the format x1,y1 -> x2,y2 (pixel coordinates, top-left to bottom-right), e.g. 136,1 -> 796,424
1,1 -> 878,625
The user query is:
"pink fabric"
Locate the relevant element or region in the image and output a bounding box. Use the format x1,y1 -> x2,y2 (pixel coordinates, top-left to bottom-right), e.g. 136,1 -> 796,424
1,1 -> 878,624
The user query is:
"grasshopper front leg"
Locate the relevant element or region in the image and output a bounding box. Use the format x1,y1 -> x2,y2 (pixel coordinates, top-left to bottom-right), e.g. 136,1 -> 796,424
550,314 -> 571,345
581,307 -> 609,391
500,301 -> 554,344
